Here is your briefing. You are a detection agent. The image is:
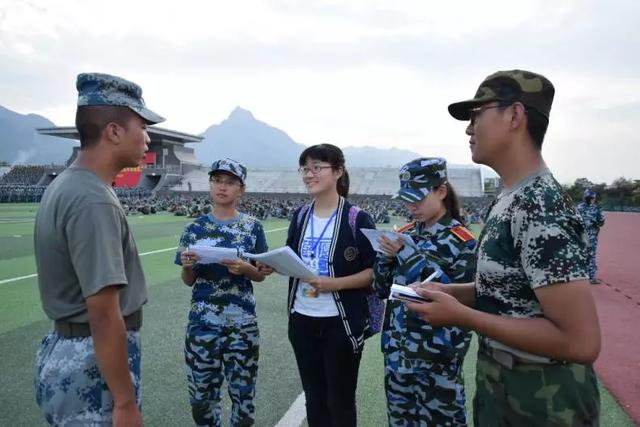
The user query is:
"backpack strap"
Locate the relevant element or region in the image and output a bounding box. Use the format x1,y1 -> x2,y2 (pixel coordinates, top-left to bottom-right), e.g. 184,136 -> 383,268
296,204 -> 311,230
347,205 -> 361,241
300,203 -> 360,240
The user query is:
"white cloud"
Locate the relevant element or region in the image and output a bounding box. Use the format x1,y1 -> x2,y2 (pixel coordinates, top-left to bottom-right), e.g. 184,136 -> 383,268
0,0 -> 638,183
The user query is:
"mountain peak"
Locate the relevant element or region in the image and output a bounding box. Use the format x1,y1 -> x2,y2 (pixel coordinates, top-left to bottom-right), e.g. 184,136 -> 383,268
0,104 -> 68,164
228,106 -> 255,121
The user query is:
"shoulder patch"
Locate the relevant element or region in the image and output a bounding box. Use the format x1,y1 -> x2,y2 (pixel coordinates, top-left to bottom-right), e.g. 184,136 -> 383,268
394,221 -> 416,234
450,225 -> 475,243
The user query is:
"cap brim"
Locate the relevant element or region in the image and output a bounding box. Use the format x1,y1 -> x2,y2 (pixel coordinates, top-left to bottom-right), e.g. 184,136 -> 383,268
448,94 -> 506,120
208,169 -> 244,184
130,106 -> 166,125
447,100 -> 480,121
393,188 -> 428,204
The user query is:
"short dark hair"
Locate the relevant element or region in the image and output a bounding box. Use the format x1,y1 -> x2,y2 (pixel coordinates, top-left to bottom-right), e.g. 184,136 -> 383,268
299,143 -> 350,198
526,108 -> 549,150
75,105 -> 138,148
497,102 -> 549,150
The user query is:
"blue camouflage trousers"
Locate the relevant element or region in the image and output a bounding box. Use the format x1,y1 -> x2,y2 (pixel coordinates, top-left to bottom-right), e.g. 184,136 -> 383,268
35,330 -> 141,426
586,231 -> 599,280
385,360 -> 467,426
185,320 -> 259,427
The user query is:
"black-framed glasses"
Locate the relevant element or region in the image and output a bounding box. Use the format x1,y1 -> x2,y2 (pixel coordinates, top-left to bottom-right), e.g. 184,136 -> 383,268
469,102 -> 518,126
298,165 -> 333,176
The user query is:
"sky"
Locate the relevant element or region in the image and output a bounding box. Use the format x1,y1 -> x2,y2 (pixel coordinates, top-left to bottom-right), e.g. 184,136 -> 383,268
1,0 -> 639,184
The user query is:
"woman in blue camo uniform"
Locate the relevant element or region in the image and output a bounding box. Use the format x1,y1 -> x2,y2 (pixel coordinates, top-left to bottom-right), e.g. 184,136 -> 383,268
175,158 -> 269,427
373,157 -> 477,426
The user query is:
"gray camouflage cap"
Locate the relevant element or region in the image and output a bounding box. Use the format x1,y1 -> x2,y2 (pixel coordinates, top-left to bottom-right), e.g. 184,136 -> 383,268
76,73 -> 165,124
393,157 -> 448,203
448,70 -> 555,121
209,158 -> 247,184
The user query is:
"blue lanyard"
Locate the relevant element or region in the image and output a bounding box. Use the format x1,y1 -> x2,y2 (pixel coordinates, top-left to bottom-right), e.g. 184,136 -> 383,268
309,207 -> 337,258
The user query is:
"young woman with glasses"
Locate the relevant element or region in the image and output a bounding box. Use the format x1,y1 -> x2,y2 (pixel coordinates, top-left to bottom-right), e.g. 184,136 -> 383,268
265,144 -> 377,427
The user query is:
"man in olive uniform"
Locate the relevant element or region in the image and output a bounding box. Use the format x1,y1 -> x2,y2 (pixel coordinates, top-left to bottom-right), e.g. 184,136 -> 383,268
34,73 -> 164,426
408,70 -> 601,427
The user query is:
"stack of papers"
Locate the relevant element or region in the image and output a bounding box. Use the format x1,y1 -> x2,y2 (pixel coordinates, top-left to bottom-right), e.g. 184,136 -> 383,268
246,246 -> 315,279
360,229 -> 415,253
189,245 -> 240,264
189,244 -> 315,280
389,284 -> 432,304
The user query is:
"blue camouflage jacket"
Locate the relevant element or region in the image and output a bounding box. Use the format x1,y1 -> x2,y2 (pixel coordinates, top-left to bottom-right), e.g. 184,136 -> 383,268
576,202 -> 605,234
175,212 -> 268,326
372,215 -> 476,371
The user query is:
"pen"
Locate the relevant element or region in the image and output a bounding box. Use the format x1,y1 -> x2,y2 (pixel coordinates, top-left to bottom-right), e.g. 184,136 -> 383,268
420,270 -> 440,284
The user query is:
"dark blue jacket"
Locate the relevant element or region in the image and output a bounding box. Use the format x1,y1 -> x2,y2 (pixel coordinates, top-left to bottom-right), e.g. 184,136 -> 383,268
286,196 -> 376,352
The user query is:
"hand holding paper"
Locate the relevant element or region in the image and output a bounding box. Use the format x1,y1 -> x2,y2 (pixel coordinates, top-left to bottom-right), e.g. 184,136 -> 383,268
360,229 -> 415,255
189,245 -> 240,264
180,250 -> 200,268
389,284 -> 432,304
245,246 -> 316,280
221,258 -> 252,276
306,276 -> 341,293
256,262 -> 275,276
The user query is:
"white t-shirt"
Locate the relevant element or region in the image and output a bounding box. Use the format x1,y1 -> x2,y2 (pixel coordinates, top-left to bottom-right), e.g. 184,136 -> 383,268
294,214 -> 339,317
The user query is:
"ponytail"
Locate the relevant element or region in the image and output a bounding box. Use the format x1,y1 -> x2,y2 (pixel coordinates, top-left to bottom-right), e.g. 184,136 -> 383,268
443,182 -> 464,224
337,169 -> 350,198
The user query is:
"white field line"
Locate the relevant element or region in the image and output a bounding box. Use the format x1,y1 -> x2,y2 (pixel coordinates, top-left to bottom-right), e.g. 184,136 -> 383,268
274,392 -> 306,427
0,273 -> 38,285
0,226 -> 289,285
1,223 -> 306,425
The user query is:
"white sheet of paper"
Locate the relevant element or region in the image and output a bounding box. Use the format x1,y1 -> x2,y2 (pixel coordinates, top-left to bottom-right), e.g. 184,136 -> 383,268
360,229 -> 415,253
389,284 -> 431,303
190,245 -> 240,265
245,246 -> 316,279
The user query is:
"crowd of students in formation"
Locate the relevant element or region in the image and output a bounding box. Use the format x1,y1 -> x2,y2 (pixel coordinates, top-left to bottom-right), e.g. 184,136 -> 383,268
0,163 -> 489,227
33,70 -> 602,427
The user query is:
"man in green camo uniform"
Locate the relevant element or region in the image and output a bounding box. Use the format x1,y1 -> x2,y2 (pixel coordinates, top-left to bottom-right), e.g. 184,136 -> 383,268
175,159 -> 268,427
436,70 -> 600,426
576,189 -> 605,284
373,158 -> 477,426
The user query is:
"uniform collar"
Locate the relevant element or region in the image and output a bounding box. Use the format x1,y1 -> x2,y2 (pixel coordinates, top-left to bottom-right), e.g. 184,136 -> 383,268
415,214 -> 453,236
498,167 -> 551,199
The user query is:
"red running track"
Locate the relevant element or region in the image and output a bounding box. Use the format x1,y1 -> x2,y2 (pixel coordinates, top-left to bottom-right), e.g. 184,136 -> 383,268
592,212 -> 640,423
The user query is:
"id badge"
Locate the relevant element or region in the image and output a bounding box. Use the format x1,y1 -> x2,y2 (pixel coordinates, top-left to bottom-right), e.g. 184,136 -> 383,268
302,258 -> 320,298
302,283 -> 319,298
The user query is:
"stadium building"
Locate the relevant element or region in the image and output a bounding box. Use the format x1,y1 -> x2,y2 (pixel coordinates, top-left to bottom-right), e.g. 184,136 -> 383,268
36,126 -> 202,191
0,126 -> 489,199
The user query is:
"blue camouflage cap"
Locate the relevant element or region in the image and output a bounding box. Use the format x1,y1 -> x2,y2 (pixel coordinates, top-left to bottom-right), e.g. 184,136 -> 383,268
584,188 -> 596,198
393,157 -> 448,203
76,73 -> 165,124
209,158 -> 247,184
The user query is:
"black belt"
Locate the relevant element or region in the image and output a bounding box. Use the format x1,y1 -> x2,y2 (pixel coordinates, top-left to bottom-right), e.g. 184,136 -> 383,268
55,309 -> 142,338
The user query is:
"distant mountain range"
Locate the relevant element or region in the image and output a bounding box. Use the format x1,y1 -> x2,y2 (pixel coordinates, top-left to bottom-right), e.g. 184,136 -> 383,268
195,107 -> 422,168
0,104 -> 494,177
0,105 -> 72,165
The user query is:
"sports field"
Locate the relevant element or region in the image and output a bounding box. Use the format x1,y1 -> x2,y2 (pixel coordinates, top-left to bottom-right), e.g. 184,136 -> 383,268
0,203 -> 634,426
